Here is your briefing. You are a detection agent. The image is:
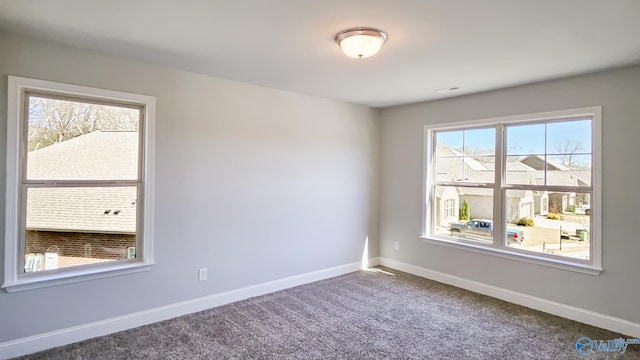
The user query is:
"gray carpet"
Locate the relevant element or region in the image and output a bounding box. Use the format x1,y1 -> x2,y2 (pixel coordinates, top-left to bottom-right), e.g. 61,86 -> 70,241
16,267 -> 640,359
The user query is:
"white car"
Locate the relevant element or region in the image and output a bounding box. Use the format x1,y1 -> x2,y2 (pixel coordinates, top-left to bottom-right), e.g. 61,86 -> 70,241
579,204 -> 591,215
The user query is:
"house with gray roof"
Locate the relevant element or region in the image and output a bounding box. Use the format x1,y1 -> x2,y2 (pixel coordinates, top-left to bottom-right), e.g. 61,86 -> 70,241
521,155 -> 591,214
433,145 -> 590,228
25,131 -> 139,270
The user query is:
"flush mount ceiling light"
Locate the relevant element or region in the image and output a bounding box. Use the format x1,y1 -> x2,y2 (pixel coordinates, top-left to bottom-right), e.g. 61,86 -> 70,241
335,27 -> 388,59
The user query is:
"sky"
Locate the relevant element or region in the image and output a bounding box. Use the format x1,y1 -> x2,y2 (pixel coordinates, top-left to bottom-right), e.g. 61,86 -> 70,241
436,119 -> 592,156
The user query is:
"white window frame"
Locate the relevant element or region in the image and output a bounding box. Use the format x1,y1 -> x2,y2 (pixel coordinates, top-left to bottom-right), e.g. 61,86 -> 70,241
422,107 -> 602,275
444,199 -> 455,218
3,76 -> 156,292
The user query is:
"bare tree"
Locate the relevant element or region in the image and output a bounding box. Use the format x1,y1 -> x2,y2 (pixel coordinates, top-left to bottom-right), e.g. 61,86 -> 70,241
554,140 -> 585,167
28,97 -> 139,151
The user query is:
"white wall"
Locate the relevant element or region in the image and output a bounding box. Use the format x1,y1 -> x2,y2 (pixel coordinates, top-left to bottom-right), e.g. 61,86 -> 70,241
0,33 -> 380,342
380,65 -> 640,323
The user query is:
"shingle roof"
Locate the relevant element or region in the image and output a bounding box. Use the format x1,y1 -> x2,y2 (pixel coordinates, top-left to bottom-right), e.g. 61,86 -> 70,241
434,145 -> 592,201
521,155 -> 570,171
509,161 -> 534,171
27,187 -> 137,234
26,131 -> 139,234
534,170 -> 591,187
435,145 -> 488,173
505,170 -> 537,185
436,173 -> 457,182
28,131 -> 138,180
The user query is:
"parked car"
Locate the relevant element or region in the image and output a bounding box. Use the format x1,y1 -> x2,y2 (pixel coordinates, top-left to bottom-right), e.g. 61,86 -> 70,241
448,219 -> 524,243
579,204 -> 590,215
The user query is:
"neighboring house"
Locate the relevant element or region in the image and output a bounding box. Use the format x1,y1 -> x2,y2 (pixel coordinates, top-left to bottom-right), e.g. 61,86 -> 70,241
433,146 -> 589,226
459,187 -> 494,220
522,155 -> 591,214
25,131 -> 138,270
434,176 -> 459,228
505,189 -> 535,223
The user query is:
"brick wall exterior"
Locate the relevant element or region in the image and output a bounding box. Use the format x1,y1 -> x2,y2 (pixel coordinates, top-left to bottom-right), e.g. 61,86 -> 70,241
26,230 -> 135,270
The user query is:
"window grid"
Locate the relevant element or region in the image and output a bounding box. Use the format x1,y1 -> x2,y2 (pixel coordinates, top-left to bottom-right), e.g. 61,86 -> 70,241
426,109 -> 598,269
4,76 -> 156,292
19,92 -> 146,276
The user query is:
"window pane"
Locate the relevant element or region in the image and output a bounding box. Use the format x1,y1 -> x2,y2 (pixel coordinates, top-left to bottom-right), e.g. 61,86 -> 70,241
547,120 -> 591,154
506,156 -> 537,185
436,130 -> 463,150
435,156 -> 495,184
506,120 -> 592,188
466,156 -> 496,183
26,96 -> 140,181
462,128 -> 495,156
432,186 -> 460,237
506,123 -> 545,156
435,156 -> 464,182
432,186 -> 493,244
25,187 -> 138,272
435,128 -> 495,184
506,189 -> 590,260
547,155 -> 591,187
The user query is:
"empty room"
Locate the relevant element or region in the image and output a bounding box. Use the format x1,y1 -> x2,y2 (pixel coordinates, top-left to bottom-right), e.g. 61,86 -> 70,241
1,1 -> 639,359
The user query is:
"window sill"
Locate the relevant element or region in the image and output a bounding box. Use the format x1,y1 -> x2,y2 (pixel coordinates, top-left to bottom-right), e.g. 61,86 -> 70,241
2,261 -> 154,293
420,236 -> 602,276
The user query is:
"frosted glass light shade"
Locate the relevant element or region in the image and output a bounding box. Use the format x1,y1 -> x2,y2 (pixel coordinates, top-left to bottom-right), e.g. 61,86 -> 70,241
335,28 -> 387,59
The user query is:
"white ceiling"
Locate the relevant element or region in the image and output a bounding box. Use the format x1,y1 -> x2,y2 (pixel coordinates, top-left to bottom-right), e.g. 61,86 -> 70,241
1,0 -> 639,108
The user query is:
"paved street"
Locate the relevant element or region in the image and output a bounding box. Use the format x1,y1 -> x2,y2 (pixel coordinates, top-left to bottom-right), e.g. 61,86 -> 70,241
434,213 -> 591,260
532,214 -> 589,233
510,214 -> 590,260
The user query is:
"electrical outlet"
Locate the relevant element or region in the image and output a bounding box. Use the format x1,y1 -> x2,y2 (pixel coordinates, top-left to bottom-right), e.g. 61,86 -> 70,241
394,241 -> 400,251
198,267 -> 208,282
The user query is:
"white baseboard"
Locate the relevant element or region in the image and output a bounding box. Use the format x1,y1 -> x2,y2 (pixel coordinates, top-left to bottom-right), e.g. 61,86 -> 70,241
366,256 -> 381,267
0,261 -> 365,360
9,256 -> 631,359
378,257 -> 640,338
